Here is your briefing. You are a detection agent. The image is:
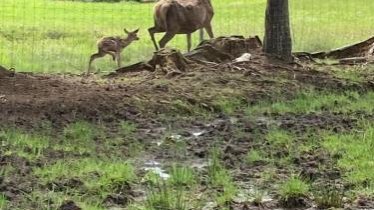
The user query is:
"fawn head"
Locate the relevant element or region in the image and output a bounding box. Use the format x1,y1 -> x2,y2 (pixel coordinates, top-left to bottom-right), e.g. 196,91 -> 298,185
124,28 -> 140,42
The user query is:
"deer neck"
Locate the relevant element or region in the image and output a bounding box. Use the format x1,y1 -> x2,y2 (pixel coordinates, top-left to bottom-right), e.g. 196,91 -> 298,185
120,37 -> 133,48
203,0 -> 212,6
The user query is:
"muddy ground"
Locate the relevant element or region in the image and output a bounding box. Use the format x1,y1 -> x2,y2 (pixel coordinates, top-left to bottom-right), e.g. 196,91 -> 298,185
1,39 -> 374,209
1,53 -> 372,129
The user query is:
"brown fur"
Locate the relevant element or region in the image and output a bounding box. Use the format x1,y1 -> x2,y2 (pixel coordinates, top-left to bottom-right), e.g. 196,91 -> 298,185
88,29 -> 139,73
148,0 -> 214,52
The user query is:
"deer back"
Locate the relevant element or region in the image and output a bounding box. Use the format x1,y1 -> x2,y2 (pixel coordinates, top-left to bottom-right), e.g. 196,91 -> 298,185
98,36 -> 122,52
154,0 -> 214,33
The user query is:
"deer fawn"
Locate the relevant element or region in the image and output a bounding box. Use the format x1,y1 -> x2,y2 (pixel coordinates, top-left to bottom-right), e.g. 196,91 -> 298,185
88,28 -> 139,73
148,0 -> 214,52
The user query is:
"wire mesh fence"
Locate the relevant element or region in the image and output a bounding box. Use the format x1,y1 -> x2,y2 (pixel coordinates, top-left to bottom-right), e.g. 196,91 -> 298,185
0,0 -> 373,74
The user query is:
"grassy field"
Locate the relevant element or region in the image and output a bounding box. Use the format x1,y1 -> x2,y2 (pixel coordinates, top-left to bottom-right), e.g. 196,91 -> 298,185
1,37 -> 374,209
0,0 -> 373,73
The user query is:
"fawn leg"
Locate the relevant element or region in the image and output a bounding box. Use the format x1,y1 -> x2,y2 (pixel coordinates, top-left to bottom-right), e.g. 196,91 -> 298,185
106,51 -> 116,61
148,27 -> 160,51
88,51 -> 105,74
159,32 -> 176,49
116,52 -> 121,68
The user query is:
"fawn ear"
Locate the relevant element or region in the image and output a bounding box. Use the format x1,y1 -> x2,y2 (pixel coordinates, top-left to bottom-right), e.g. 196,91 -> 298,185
124,28 -> 130,34
133,28 -> 139,33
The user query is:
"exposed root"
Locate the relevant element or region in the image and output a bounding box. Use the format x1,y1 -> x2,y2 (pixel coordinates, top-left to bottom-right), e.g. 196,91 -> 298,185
111,35 -> 263,78
0,66 -> 15,78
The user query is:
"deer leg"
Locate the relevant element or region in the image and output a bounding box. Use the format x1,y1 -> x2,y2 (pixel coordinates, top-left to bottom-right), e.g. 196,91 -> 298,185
88,51 -> 106,73
205,24 -> 214,39
106,51 -> 116,61
148,27 -> 160,51
187,33 -> 192,52
199,29 -> 205,42
116,52 -> 121,68
159,32 -> 176,49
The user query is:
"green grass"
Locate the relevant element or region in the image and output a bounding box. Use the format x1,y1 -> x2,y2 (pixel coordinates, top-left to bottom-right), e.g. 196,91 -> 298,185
59,121 -> 99,154
279,176 -> 310,201
146,183 -> 187,210
0,194 -> 7,210
246,91 -> 374,115
322,66 -> 372,83
208,148 -> 238,205
322,121 -> 374,194
0,0 -> 373,73
169,164 -> 196,187
35,158 -> 135,191
0,129 -> 50,160
314,185 -> 344,209
119,120 -> 137,137
212,97 -> 243,115
266,129 -> 294,148
245,149 -> 268,165
63,121 -> 97,142
24,190 -> 107,210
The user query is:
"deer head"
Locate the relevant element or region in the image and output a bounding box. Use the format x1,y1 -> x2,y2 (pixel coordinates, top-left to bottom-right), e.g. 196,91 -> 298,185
124,28 -> 140,42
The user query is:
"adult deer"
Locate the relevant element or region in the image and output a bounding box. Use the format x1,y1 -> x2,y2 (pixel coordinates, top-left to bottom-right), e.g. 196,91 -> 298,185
88,28 -> 139,73
148,0 -> 214,52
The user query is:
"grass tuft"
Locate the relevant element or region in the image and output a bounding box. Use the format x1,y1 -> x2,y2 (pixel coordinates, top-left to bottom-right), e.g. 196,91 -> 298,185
245,149 -> 268,165
279,176 -> 309,202
169,164 -> 196,187
314,185 -> 344,209
0,194 -> 7,210
146,182 -> 187,210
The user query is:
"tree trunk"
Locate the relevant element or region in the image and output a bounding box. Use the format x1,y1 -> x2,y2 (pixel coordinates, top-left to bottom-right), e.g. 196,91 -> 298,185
263,0 -> 293,62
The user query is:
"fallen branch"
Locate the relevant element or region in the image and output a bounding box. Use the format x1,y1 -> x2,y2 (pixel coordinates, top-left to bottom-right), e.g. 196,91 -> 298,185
339,56 -> 374,65
295,36 -> 374,60
314,36 -> 374,59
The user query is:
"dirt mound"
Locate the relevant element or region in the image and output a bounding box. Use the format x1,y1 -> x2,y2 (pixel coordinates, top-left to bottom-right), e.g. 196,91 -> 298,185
0,66 -> 14,77
1,36 -> 373,129
58,200 -> 81,210
0,73 -> 139,128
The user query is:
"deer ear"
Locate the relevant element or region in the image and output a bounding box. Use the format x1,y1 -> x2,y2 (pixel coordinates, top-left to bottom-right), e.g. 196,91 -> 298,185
124,28 -> 130,34
133,28 -> 139,33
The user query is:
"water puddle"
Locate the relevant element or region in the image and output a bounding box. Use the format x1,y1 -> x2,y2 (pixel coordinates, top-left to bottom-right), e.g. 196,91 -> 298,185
234,184 -> 274,204
202,201 -> 217,210
170,134 -> 182,140
142,160 -> 170,180
192,130 -> 206,137
190,159 -> 208,170
256,116 -> 281,127
229,117 -> 239,124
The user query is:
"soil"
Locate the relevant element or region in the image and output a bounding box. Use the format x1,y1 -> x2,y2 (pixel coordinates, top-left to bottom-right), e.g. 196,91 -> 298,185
1,54 -> 371,129
1,36 -> 374,209
58,200 -> 82,210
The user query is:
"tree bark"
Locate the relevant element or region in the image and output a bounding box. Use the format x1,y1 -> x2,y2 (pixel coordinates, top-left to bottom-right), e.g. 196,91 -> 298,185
263,0 -> 293,62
